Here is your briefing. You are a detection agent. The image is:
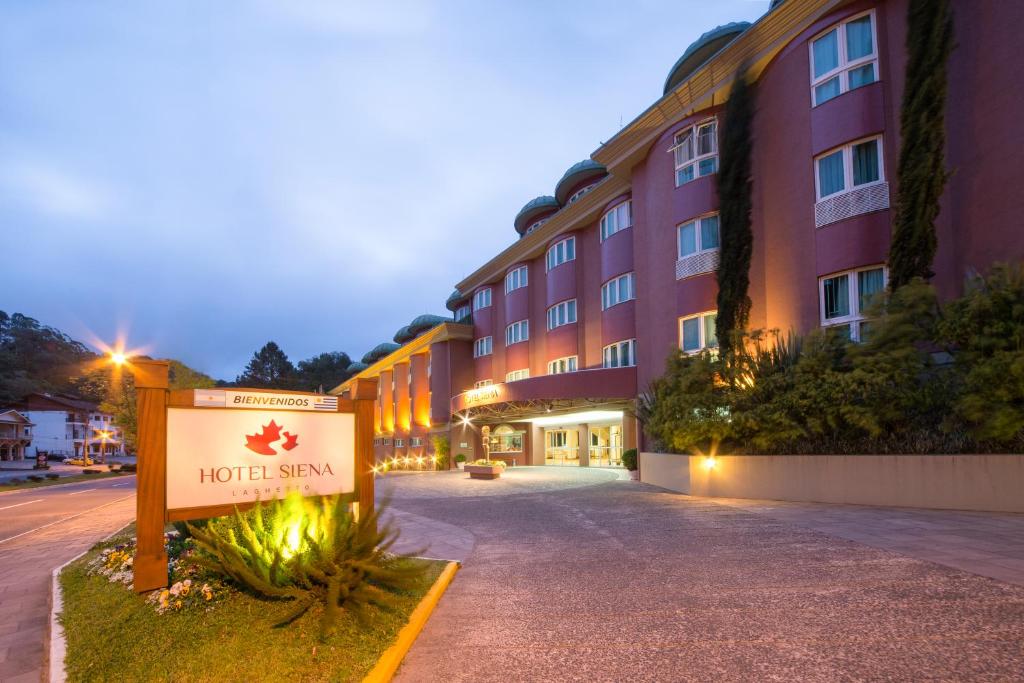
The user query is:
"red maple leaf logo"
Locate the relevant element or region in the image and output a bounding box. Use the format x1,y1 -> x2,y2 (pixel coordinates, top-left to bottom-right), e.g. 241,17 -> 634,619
282,431 -> 299,451
245,420 -> 283,455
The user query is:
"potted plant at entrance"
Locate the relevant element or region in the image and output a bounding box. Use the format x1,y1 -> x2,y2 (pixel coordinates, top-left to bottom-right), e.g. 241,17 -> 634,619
455,454 -> 467,470
622,448 -> 639,480
465,458 -> 506,480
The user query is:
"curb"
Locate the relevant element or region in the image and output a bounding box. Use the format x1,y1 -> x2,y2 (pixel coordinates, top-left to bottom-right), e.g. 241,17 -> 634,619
46,524 -> 134,683
0,473 -> 135,496
362,560 -> 460,683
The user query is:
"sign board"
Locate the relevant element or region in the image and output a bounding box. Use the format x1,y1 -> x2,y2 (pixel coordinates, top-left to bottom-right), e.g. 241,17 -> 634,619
193,389 -> 338,412
166,408 -> 354,509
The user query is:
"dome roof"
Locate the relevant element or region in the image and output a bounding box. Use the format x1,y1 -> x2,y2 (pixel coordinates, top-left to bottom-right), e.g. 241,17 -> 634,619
663,22 -> 751,95
446,289 -> 468,311
408,314 -> 447,336
769,0 -> 785,9
346,361 -> 368,373
393,325 -> 415,345
361,342 -> 400,365
513,195 -> 561,235
554,160 -> 607,205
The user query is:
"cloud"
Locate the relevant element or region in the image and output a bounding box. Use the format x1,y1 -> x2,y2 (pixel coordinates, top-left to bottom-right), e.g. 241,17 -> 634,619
0,158 -> 116,222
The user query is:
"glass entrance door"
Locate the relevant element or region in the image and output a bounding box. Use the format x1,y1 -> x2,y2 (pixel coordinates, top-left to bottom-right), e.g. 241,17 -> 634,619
588,425 -> 623,467
545,429 -> 579,466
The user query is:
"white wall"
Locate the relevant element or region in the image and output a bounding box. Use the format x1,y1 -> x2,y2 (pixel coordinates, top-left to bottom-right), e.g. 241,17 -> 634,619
24,411 -> 73,456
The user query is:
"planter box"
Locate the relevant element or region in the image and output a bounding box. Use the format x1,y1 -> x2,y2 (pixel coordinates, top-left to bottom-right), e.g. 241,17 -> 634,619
465,464 -> 503,480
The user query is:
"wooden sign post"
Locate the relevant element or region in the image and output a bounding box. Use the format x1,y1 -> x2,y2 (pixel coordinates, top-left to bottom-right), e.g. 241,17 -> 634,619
131,359 -> 376,593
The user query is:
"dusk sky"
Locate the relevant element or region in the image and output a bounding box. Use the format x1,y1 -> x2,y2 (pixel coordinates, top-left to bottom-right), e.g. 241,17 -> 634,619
1,0 -> 769,380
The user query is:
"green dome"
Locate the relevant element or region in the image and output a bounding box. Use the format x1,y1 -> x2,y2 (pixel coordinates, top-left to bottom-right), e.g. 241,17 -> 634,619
663,22 -> 751,95
408,314 -> 447,336
446,290 -> 468,311
361,343 -> 400,365
346,361 -> 368,373
554,160 -> 607,205
393,325 -> 415,344
513,195 -> 560,235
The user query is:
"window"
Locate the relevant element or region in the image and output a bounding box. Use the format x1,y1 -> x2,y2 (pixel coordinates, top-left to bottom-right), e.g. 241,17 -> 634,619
547,356 -> 578,374
810,11 -> 878,106
815,137 -> 883,200
546,237 -> 576,271
679,311 -> 718,354
546,299 -> 578,330
505,265 -> 528,294
677,213 -> 720,259
567,184 -> 596,204
473,336 -> 493,358
474,379 -> 493,389
601,273 -> 636,310
505,319 -> 529,346
454,305 -> 471,322
395,439 -> 405,448
820,265 -> 886,341
410,437 -> 423,447
603,339 -> 636,368
671,119 -> 717,186
506,369 -> 530,382
526,218 -> 548,235
382,438 -> 392,446
473,288 -> 492,311
600,201 -> 632,241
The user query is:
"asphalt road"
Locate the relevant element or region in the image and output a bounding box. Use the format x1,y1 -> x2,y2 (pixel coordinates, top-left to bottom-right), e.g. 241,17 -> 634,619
0,475 -> 136,544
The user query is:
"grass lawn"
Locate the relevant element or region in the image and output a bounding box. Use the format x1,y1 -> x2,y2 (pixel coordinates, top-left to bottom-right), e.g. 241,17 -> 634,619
0,471 -> 130,491
59,528 -> 446,682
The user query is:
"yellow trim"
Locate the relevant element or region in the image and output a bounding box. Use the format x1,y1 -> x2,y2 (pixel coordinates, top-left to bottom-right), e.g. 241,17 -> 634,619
332,323 -> 473,395
362,560 -> 460,683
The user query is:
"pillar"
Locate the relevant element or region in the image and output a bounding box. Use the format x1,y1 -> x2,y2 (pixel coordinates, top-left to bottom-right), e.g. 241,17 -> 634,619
578,424 -> 590,467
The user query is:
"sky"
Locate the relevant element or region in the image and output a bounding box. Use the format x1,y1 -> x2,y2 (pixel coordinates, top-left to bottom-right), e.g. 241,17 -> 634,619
0,0 -> 769,380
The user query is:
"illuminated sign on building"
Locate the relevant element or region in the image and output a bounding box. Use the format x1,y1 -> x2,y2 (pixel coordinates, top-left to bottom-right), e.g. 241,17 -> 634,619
464,383 -> 502,406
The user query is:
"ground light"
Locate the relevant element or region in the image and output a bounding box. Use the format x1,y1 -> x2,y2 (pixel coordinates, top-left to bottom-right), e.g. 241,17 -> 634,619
703,456 -> 717,470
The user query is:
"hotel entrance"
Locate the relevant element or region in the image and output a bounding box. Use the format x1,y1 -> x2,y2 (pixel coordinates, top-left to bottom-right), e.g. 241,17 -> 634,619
542,419 -> 623,468
588,424 -> 623,467
544,429 -> 579,466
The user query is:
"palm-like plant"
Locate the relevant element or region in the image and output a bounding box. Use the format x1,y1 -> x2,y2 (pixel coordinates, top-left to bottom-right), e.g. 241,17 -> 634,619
187,494 -> 425,639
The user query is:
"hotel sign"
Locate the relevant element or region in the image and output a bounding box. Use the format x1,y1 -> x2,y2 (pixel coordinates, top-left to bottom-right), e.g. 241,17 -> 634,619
194,389 -> 338,412
465,384 -> 502,406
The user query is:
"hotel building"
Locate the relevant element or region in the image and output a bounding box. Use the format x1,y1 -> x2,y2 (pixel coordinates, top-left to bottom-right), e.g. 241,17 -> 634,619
335,0 -> 1024,468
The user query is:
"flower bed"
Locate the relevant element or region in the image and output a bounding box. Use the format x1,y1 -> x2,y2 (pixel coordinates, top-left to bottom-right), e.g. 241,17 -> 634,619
59,524 -> 446,681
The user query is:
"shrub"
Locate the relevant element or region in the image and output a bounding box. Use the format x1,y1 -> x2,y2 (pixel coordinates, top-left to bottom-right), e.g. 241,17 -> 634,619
28,475 -> 43,482
120,463 -> 137,472
188,494 -> 425,639
431,435 -> 450,470
46,473 -> 60,480
471,459 -> 506,468
454,454 -> 466,463
83,468 -> 101,474
621,449 -> 638,471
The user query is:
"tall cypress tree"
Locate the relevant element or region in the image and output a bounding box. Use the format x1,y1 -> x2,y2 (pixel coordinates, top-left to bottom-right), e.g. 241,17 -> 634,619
889,0 -> 954,289
715,70 -> 755,359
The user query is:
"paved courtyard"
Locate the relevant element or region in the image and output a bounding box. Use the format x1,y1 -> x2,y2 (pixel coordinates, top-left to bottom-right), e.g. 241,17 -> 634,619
383,467 -> 1024,682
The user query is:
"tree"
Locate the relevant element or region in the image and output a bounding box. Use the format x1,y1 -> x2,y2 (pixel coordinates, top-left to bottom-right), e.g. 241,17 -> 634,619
0,311 -> 94,403
888,0 -> 954,289
294,352 -> 354,393
715,69 -> 756,360
236,341 -> 296,388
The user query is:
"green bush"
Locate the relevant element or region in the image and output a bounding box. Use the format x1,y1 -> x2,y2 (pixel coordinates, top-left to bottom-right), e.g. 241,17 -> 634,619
188,494 -> 425,640
431,435 -> 450,470
454,454 -> 466,463
46,473 -> 60,480
27,475 -> 43,482
642,266 -> 1024,454
621,448 -> 638,471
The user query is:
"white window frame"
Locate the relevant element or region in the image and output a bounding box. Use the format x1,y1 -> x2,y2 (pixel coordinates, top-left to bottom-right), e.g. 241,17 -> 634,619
678,311 -> 719,354
505,265 -> 528,294
546,299 -> 578,330
814,135 -> 885,201
506,368 -> 530,382
473,288 -> 492,311
395,438 -> 405,448
547,356 -> 578,375
526,218 -> 548,235
410,437 -> 423,447
545,236 -> 576,272
567,184 -> 597,204
473,336 -> 493,358
601,272 -> 636,310
382,438 -> 392,446
677,212 -> 720,259
505,319 -> 529,346
600,200 -> 632,241
670,118 -> 718,187
454,304 -> 471,322
819,265 -> 887,341
602,339 -> 637,368
809,10 -> 879,107
474,379 -> 493,389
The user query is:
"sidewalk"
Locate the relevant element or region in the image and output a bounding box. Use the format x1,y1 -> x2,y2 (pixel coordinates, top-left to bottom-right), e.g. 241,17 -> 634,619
711,496 -> 1024,587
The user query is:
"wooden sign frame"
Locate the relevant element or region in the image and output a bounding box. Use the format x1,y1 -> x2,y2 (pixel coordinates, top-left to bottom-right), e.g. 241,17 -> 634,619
131,360 -> 377,592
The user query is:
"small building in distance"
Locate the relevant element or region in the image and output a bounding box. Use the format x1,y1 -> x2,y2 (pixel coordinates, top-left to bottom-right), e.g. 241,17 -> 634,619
0,409 -> 33,461
14,393 -> 125,460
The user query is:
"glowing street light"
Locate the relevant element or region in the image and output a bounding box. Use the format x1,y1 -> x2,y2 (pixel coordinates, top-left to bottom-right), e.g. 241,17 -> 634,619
109,351 -> 127,366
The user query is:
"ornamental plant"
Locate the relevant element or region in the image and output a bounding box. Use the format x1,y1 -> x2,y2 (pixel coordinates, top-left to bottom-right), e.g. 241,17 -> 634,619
187,494 -> 425,639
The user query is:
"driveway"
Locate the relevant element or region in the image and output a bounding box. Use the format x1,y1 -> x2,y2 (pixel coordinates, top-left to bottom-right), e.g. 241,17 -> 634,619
383,467 -> 1024,682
